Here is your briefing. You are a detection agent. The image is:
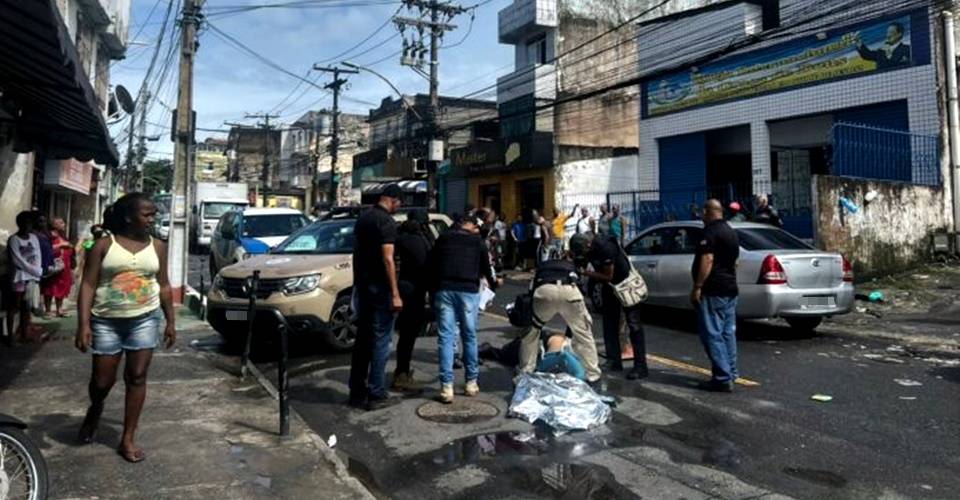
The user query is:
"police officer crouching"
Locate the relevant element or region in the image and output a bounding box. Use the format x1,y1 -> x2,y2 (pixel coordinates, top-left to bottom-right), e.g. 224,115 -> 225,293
517,250 -> 602,384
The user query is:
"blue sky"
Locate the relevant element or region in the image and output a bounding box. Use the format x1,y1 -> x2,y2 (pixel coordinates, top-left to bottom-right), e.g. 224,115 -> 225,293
110,0 -> 514,160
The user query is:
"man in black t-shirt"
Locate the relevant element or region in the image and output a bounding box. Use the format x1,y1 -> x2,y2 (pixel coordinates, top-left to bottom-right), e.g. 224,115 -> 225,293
571,233 -> 649,381
691,199 -> 741,393
348,184 -> 403,410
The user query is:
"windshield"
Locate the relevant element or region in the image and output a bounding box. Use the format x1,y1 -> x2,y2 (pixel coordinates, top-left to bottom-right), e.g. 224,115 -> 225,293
274,220 -> 355,254
203,202 -> 246,220
736,227 -> 813,251
242,214 -> 310,238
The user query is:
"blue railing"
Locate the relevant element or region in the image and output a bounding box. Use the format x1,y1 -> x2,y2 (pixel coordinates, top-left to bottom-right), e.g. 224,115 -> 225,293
831,122 -> 940,187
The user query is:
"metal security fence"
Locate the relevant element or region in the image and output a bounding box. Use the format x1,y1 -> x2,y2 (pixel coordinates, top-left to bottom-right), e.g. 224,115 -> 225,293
608,181 -> 769,240
831,122 -> 941,186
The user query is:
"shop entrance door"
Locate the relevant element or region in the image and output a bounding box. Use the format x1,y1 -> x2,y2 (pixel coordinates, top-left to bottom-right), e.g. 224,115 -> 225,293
479,183 -> 501,215
517,177 -> 544,214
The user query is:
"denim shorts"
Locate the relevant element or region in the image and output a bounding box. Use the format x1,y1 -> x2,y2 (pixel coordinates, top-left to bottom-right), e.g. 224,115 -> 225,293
91,309 -> 162,355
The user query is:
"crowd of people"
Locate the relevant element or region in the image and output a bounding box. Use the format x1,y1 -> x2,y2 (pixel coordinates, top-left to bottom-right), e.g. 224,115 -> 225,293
347,187 -> 788,408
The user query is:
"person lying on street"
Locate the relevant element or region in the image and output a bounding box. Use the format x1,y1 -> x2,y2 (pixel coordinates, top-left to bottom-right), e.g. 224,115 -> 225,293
535,333 -> 588,381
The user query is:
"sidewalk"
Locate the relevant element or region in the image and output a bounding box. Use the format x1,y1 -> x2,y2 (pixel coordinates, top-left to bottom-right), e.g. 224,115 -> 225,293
0,307 -> 372,500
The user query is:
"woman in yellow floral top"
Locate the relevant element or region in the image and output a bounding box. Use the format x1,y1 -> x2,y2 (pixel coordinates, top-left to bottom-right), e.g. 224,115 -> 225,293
75,193 -> 175,463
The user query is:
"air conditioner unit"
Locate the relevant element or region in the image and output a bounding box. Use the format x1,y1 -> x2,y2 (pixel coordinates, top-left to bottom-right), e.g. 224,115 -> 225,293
412,159 -> 428,175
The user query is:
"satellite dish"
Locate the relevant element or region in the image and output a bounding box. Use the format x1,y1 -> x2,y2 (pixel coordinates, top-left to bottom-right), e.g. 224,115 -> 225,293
115,85 -> 135,114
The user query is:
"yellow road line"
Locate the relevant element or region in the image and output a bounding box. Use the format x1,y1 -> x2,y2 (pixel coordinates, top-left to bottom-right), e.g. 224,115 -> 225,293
480,311 -> 760,387
647,354 -> 760,387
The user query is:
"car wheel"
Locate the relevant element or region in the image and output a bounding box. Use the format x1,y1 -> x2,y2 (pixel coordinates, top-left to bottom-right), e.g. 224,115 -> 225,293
786,317 -> 822,333
323,295 -> 357,352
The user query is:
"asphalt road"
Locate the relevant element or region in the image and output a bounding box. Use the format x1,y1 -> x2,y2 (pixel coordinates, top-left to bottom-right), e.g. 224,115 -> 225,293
192,266 -> 960,499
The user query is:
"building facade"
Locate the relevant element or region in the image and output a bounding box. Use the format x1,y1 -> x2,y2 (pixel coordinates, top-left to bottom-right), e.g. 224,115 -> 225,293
633,0 -> 957,275
195,137 -> 229,182
353,94 -> 496,206
225,126 -> 283,207
281,110 -> 368,206
0,0 -> 128,257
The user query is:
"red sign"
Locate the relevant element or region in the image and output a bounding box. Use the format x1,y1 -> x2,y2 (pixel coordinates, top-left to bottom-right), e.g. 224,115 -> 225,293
44,159 -> 93,194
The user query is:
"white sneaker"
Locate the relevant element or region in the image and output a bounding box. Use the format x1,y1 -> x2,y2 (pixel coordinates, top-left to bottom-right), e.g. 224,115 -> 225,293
464,380 -> 480,397
439,383 -> 454,404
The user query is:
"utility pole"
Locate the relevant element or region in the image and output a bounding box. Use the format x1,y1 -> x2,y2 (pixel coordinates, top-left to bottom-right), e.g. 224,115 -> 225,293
394,0 -> 469,209
133,89 -> 151,192
312,66 -> 357,206
244,113 -> 279,206
169,0 -> 203,303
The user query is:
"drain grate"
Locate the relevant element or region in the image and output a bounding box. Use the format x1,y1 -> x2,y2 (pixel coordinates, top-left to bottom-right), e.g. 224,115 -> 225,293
416,400 -> 500,424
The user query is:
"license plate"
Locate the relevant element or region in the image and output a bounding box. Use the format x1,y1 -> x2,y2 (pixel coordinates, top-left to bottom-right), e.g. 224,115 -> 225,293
800,296 -> 836,308
225,310 -> 248,321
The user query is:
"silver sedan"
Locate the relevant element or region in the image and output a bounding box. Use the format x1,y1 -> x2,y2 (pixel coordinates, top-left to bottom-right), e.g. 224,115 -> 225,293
615,221 -> 854,331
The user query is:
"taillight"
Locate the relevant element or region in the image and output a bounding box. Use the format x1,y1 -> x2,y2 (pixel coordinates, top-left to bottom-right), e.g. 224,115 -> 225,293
842,256 -> 854,282
758,254 -> 787,285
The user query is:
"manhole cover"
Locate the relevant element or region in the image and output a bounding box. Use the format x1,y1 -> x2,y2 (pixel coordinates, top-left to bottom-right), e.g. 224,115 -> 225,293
416,400 -> 500,424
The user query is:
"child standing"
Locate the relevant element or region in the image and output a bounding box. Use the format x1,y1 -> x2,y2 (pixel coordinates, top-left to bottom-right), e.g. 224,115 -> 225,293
7,211 -> 43,342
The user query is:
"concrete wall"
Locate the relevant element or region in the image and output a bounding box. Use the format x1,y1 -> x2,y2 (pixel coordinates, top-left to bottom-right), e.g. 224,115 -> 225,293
813,175 -> 950,278
555,155 -> 639,212
0,139 -> 36,275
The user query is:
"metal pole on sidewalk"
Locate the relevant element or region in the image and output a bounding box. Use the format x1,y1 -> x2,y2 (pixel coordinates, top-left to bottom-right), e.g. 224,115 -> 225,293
240,270 -> 260,379
278,322 -> 289,437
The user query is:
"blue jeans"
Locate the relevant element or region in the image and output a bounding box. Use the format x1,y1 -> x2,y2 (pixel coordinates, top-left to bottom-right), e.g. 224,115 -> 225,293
348,284 -> 396,401
435,290 -> 480,385
696,296 -> 739,384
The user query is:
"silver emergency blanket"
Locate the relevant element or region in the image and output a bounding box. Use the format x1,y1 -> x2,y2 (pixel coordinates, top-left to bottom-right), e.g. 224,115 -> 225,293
508,373 -> 613,435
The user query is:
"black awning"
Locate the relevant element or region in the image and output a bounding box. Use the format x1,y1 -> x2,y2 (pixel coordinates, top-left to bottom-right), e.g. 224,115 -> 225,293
0,0 -> 119,165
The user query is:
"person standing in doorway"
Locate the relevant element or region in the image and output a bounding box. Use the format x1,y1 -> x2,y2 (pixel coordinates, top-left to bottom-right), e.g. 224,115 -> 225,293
42,217 -> 74,317
392,209 -> 433,392
509,214 -> 526,270
75,193 -> 176,462
571,233 -> 649,380
753,194 -> 783,228
349,184 -> 404,410
690,199 -> 741,392
6,212 -> 42,344
430,216 -> 499,404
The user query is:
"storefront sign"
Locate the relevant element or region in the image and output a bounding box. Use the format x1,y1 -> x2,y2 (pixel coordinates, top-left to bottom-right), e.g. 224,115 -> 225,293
643,9 -> 929,117
456,133 -> 553,176
43,158 -> 93,194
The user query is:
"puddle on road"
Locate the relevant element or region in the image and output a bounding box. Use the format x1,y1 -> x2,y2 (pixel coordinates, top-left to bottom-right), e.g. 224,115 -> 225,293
337,421 -> 751,499
783,467 -> 848,488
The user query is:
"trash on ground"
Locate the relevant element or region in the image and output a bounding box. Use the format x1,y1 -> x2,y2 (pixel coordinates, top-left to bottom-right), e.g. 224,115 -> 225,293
327,434 -> 337,448
898,396 -> 917,400
894,379 -> 923,387
868,291 -> 885,303
508,372 -> 613,436
810,394 -> 833,402
912,274 -> 930,280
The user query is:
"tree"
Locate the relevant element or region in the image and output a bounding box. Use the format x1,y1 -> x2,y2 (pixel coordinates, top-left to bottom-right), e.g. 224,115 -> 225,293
141,159 -> 173,195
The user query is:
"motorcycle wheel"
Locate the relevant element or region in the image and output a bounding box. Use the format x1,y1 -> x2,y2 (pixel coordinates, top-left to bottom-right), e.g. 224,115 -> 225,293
0,426 -> 49,500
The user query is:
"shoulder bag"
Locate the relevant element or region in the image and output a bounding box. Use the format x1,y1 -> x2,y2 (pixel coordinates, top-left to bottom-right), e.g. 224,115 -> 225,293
611,244 -> 648,308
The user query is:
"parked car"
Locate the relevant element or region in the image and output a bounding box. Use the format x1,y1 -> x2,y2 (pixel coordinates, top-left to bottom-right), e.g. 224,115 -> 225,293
156,214 -> 170,240
209,207 -> 310,277
206,211 -> 452,351
589,221 -> 854,332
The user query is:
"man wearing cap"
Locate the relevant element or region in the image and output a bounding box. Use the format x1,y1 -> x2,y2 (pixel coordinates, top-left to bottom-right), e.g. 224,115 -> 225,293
349,184 -> 404,410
